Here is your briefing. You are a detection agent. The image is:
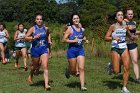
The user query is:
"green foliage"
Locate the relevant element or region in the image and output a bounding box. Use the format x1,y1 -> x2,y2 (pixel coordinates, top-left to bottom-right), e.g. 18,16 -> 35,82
0,0 -> 140,23
1,0 -> 140,56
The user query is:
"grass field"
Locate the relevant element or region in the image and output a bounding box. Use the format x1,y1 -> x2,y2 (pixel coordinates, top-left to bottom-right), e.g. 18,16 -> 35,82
0,56 -> 140,93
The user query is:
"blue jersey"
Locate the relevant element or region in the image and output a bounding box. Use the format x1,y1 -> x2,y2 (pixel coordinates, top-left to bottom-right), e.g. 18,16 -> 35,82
32,25 -> 47,47
68,26 -> 84,47
67,26 -> 85,58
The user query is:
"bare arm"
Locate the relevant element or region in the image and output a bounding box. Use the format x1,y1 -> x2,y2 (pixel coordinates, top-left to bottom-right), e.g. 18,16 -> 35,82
14,31 -> 19,41
48,34 -> 52,44
62,27 -> 78,43
82,29 -> 89,43
4,29 -> 9,39
45,27 -> 52,44
82,28 -> 86,41
105,25 -> 114,42
25,27 -> 34,41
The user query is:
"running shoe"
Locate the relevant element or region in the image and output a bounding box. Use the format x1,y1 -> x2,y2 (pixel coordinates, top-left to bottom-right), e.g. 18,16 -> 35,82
107,62 -> 113,75
24,67 -> 28,71
45,85 -> 51,91
81,86 -> 87,91
135,78 -> 140,84
121,87 -> 130,93
65,68 -> 70,79
76,73 -> 80,77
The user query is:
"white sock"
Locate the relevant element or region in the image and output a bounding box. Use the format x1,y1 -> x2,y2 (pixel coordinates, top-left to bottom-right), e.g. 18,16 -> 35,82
122,87 -> 129,92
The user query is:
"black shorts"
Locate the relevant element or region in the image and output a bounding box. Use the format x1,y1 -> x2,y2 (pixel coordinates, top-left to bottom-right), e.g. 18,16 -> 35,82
127,43 -> 137,50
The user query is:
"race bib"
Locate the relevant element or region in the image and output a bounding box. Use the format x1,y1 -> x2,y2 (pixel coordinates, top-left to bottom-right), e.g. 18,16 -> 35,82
0,35 -> 4,43
77,39 -> 83,45
118,36 -> 125,43
15,39 -> 26,47
37,40 -> 45,46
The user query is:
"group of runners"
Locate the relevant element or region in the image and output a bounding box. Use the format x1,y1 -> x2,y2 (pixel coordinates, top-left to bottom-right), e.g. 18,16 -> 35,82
0,7 -> 140,93
105,8 -> 140,93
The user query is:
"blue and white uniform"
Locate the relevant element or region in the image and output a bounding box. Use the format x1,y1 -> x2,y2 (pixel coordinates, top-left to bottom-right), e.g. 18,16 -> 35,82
31,25 -> 48,58
67,26 -> 85,58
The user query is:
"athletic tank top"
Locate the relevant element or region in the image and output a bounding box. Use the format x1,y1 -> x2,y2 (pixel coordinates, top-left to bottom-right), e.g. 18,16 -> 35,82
0,30 -> 6,43
126,21 -> 136,42
112,23 -> 127,49
15,31 -> 26,47
3,29 -> 8,43
68,26 -> 83,47
32,25 -> 47,47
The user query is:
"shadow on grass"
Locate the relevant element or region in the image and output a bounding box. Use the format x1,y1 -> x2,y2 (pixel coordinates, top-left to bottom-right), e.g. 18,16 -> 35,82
30,80 -> 53,87
112,74 -> 135,83
103,74 -> 136,90
5,66 -> 24,71
30,80 -> 44,87
34,71 -> 43,76
65,81 -> 80,88
103,80 -> 122,89
19,67 -> 24,69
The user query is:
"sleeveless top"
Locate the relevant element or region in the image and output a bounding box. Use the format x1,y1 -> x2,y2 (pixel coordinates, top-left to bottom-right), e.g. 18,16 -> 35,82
112,23 -> 127,49
0,30 -> 6,43
32,25 -> 47,47
15,30 -> 26,47
68,26 -> 84,47
126,21 -> 136,43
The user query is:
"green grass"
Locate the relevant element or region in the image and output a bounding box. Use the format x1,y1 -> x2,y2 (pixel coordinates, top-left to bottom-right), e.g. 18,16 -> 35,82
0,56 -> 140,93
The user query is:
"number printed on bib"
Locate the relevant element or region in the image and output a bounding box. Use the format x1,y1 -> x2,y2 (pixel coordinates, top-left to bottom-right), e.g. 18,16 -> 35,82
77,39 -> 83,45
37,40 -> 45,46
